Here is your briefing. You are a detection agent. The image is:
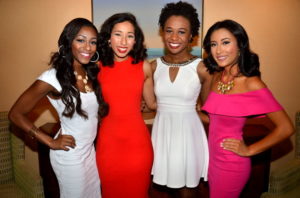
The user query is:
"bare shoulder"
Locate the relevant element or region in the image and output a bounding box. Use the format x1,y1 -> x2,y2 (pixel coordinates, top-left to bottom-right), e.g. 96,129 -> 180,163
150,59 -> 157,72
143,60 -> 152,77
143,59 -> 151,68
245,76 -> 267,91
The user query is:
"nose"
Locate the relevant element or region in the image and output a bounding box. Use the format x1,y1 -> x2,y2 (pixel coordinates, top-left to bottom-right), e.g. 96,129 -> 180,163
85,42 -> 92,51
216,44 -> 222,54
170,32 -> 178,40
121,36 -> 127,45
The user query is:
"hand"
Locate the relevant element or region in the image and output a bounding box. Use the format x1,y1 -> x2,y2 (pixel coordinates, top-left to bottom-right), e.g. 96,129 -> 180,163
140,100 -> 153,113
221,138 -> 250,157
49,132 -> 76,151
140,100 -> 146,112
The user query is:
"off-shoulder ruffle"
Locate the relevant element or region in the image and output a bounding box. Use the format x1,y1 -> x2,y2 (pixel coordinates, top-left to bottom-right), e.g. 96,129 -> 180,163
202,88 -> 283,117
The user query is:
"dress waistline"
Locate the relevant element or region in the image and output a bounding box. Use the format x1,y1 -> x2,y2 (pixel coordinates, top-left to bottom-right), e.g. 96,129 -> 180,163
157,104 -> 196,112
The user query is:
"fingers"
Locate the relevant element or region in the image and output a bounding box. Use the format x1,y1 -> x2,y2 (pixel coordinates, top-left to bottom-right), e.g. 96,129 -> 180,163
221,138 -> 241,152
221,138 -> 249,156
221,138 -> 239,147
52,135 -> 76,150
61,135 -> 76,148
62,146 -> 70,151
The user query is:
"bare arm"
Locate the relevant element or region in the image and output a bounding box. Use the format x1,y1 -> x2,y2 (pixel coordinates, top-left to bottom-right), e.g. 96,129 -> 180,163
197,61 -> 212,104
222,110 -> 294,157
198,110 -> 210,124
222,78 -> 294,156
9,80 -> 76,151
196,61 -> 212,123
142,60 -> 157,110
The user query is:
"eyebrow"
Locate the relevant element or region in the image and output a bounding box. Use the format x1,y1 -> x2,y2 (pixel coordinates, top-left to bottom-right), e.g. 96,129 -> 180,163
112,30 -> 135,34
76,34 -> 97,39
221,37 -> 230,41
210,37 -> 230,42
166,27 -> 188,30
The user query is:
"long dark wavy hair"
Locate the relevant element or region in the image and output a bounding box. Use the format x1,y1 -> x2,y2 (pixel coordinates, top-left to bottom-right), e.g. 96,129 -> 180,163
98,12 -> 147,66
49,18 -> 108,119
159,1 -> 200,43
203,19 -> 260,77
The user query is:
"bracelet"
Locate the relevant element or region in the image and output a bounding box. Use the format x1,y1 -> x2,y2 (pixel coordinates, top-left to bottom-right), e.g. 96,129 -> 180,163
28,126 -> 40,139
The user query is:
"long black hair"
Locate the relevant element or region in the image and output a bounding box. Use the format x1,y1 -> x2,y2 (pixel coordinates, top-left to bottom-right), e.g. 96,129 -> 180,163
49,18 -> 108,119
98,12 -> 147,66
203,19 -> 260,77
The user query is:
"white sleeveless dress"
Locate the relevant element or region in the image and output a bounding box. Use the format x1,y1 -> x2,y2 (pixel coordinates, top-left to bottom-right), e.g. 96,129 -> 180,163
151,57 -> 209,188
38,68 -> 101,198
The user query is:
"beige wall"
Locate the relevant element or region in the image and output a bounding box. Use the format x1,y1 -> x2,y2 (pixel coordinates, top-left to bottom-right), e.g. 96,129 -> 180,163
0,0 -> 92,172
202,0 -> 300,170
0,0 -> 299,172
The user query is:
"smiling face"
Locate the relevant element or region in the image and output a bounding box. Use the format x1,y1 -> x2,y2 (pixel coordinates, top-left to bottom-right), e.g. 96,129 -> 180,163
72,26 -> 97,66
210,28 -> 240,68
109,21 -> 136,62
162,15 -> 192,56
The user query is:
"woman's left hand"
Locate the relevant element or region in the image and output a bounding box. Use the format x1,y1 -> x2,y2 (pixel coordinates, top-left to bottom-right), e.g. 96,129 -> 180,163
221,138 -> 251,157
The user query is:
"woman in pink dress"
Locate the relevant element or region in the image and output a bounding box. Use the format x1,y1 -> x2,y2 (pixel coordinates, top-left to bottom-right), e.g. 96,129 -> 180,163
201,19 -> 294,198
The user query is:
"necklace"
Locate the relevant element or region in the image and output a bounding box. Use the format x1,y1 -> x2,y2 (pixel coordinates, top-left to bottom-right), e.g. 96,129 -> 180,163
160,56 -> 198,67
74,71 -> 92,92
217,70 -> 235,94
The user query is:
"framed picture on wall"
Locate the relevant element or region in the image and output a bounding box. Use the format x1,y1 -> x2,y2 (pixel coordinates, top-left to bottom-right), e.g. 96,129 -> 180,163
92,0 -> 203,60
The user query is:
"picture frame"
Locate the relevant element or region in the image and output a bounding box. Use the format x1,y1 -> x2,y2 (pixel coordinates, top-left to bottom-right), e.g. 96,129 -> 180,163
92,0 -> 203,60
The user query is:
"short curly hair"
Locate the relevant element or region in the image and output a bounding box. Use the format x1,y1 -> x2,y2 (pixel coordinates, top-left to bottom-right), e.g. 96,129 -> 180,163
158,1 -> 200,38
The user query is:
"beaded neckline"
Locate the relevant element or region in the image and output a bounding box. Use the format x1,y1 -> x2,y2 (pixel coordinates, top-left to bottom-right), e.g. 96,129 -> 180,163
160,56 -> 199,67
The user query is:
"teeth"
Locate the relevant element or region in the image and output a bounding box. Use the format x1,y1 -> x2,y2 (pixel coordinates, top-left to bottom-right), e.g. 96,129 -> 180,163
118,47 -> 127,52
170,43 -> 180,47
217,56 -> 226,61
81,53 -> 90,57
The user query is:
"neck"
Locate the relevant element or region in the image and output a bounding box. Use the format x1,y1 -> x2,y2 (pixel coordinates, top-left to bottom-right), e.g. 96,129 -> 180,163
164,53 -> 194,64
73,63 -> 83,71
220,65 -> 239,84
223,64 -> 239,76
114,55 -> 129,63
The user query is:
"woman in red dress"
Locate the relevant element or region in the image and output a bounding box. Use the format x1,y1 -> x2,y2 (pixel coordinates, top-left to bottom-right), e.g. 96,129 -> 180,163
96,13 -> 156,198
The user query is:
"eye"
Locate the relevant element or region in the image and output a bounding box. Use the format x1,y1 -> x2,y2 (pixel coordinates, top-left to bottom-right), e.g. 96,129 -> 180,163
91,40 -> 97,45
210,42 -> 217,47
128,34 -> 135,39
165,29 -> 172,33
223,41 -> 230,45
113,32 -> 121,37
76,39 -> 85,43
178,31 -> 186,34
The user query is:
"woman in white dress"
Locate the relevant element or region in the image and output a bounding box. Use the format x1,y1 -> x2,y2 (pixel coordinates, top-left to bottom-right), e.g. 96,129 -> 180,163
9,18 -> 108,198
150,2 -> 211,197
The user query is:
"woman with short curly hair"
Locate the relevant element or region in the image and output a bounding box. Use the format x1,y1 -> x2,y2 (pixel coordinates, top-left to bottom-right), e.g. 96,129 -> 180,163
150,1 -> 210,197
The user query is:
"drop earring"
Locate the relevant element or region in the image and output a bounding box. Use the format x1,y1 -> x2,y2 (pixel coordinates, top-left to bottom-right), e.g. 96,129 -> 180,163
90,51 -> 99,63
58,45 -> 66,58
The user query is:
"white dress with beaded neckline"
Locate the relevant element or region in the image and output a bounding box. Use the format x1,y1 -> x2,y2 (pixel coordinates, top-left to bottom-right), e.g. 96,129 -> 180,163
151,57 -> 209,188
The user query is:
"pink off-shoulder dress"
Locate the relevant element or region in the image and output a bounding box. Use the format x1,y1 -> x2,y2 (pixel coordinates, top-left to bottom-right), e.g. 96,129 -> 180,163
202,88 -> 283,198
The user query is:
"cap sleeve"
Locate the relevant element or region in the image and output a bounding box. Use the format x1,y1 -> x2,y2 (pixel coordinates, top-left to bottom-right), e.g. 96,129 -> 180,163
37,68 -> 62,92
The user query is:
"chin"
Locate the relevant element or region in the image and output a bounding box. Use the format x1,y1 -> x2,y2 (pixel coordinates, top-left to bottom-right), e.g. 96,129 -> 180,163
168,49 -> 181,55
80,60 -> 91,65
116,53 -> 129,59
